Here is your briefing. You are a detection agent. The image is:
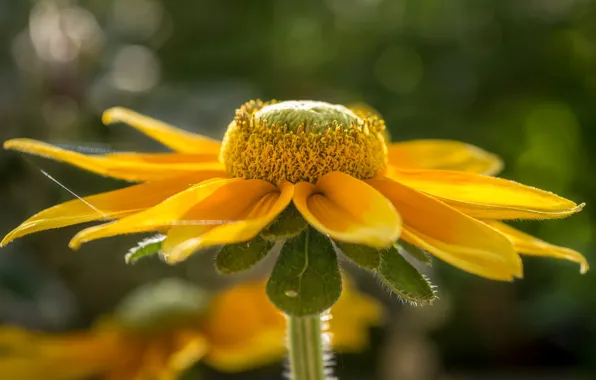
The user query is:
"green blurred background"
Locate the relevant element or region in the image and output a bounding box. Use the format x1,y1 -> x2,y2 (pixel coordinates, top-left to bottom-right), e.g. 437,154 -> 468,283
1,0 -> 595,379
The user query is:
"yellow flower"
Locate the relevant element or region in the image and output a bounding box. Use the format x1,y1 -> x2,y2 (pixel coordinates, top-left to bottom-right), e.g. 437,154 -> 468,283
0,320 -> 207,380
0,277 -> 381,378
201,277 -> 382,372
1,100 -> 588,279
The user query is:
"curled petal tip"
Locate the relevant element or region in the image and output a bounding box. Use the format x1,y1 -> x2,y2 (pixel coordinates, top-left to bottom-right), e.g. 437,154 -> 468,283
101,107 -> 124,125
68,237 -> 83,251
579,261 -> 590,274
1,228 -> 22,247
3,139 -> 21,150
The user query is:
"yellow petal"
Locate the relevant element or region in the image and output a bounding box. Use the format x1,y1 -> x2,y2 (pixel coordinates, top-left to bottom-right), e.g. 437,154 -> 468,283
69,178 -> 239,249
387,139 -> 504,175
1,172 -> 223,247
387,168 -> 583,219
103,107 -> 222,154
367,177 -> 522,281
162,181 -> 293,264
103,152 -> 219,163
166,330 -> 209,374
485,221 -> 589,274
4,139 -> 224,182
293,172 -> 401,248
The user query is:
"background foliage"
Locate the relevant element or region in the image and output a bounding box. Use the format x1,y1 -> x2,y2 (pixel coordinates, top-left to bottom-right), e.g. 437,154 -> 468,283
1,0 -> 595,379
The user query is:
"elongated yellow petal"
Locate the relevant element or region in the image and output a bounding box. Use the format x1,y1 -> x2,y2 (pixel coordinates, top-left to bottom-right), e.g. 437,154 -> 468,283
103,107 -> 222,154
386,168 -> 583,219
293,172 -> 401,248
387,139 -> 503,175
402,229 -> 520,281
4,139 -> 224,182
367,177 -> 522,281
69,178 -> 239,249
162,181 -> 293,264
1,172 -> 224,247
103,152 -> 219,163
485,221 -> 589,274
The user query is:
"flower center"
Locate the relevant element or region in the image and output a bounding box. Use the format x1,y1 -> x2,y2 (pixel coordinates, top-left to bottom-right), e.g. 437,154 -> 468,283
220,100 -> 388,185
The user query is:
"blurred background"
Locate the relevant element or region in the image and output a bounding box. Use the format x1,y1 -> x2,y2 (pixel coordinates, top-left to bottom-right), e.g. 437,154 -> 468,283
1,0 -> 595,379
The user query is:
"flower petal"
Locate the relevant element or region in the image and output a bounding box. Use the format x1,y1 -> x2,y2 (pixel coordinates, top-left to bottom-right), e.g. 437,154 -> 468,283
293,172 -> 401,248
4,139 -> 224,182
103,152 -> 219,163
103,107 -> 222,154
485,221 -> 589,274
1,172 -> 224,247
387,139 -> 503,175
166,330 -> 209,373
367,177 -> 522,281
387,168 -> 583,219
162,181 -> 293,264
69,178 -> 239,249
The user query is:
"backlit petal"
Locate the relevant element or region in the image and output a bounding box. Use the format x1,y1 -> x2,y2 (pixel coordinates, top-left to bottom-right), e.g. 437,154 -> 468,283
0,172 -> 224,247
162,181 -> 293,264
293,172 -> 401,248
69,178 -> 239,249
485,221 -> 589,274
387,139 -> 503,175
387,168 -> 583,219
103,107 -> 222,154
367,177 -> 522,281
4,139 -> 224,182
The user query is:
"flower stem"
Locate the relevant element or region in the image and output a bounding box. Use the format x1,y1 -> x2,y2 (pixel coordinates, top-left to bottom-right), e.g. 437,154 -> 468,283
287,314 -> 328,380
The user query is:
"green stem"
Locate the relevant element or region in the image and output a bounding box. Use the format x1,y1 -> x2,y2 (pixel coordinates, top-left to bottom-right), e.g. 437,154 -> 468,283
287,314 -> 328,380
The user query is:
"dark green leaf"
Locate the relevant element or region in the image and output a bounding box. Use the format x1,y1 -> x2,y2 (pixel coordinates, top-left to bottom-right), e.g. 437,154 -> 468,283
396,241 -> 432,264
335,241 -> 380,270
267,228 -> 342,316
125,235 -> 165,264
215,235 -> 274,274
379,246 -> 435,305
261,204 -> 307,241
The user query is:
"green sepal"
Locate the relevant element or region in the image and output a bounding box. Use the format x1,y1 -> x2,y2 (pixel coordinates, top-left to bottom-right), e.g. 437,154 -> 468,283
396,241 -> 432,264
334,241 -> 380,270
261,204 -> 307,241
379,245 -> 435,305
266,227 -> 342,316
125,235 -> 165,264
215,235 -> 274,274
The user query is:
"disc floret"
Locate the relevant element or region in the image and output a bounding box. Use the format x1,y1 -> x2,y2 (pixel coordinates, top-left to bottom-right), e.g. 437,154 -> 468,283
220,100 -> 388,185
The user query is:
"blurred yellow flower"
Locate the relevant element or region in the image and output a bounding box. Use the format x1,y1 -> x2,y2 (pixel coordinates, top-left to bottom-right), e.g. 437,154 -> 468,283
0,277 -> 382,379
1,100 -> 587,279
0,321 -> 207,380
202,277 -> 382,372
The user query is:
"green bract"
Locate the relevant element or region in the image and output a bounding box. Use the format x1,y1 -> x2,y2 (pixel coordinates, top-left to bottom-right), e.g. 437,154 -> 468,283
215,235 -> 274,274
266,228 -> 342,316
378,246 -> 435,305
125,235 -> 165,264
